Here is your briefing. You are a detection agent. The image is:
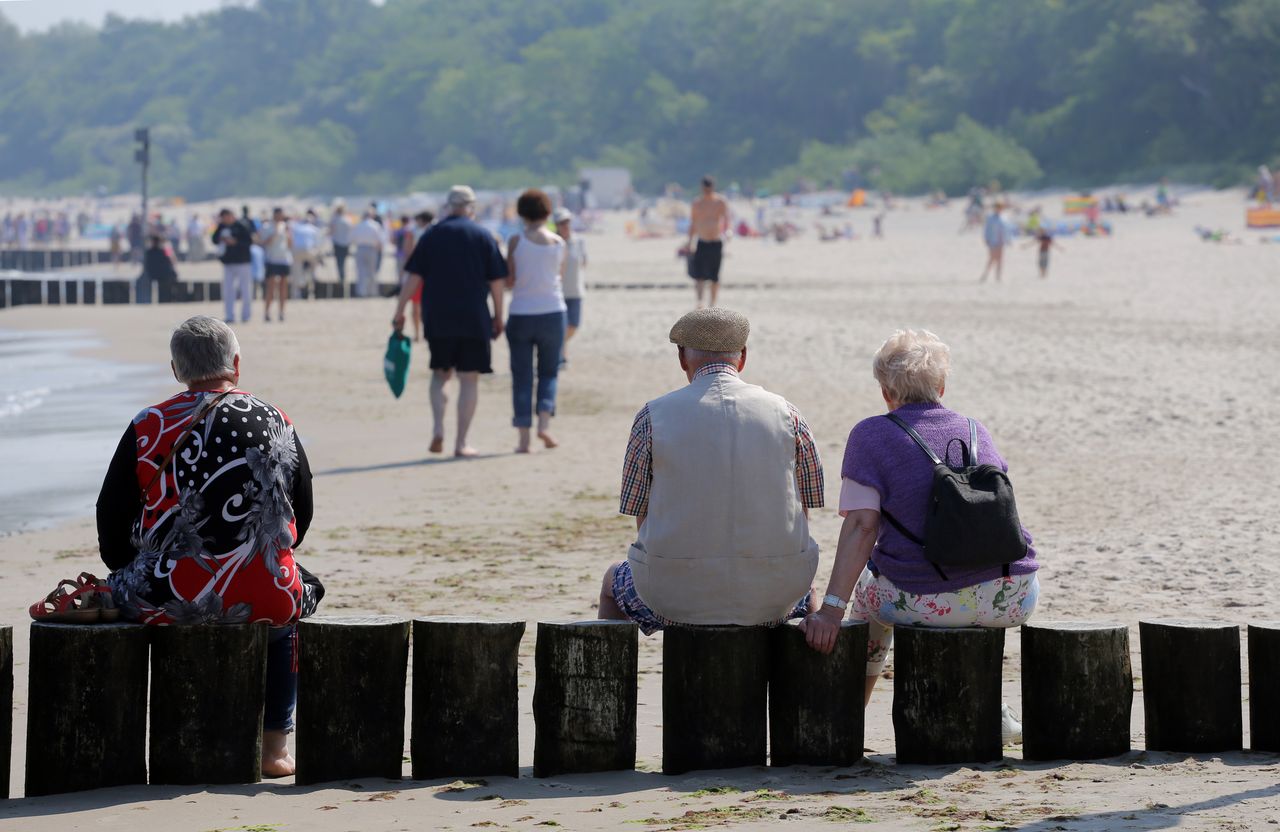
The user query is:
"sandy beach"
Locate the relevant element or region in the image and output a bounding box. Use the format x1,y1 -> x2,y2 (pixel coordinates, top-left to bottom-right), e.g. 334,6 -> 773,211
1,188 -> 1279,830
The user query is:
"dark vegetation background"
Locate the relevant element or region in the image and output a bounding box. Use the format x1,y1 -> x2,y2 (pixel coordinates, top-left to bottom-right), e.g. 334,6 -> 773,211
2,0 -> 1277,199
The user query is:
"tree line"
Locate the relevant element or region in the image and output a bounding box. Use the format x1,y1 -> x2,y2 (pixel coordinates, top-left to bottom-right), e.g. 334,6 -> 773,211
1,0 -> 1276,200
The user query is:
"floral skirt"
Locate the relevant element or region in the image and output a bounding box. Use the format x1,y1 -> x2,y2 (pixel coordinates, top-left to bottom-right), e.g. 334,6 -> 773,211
850,568 -> 1040,675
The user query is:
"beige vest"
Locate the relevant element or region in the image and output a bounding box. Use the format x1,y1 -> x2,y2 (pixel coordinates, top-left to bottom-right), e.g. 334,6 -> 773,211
628,371 -> 820,625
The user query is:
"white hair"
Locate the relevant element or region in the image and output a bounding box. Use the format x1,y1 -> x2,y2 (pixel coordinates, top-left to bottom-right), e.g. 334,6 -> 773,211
873,329 -> 950,404
683,347 -> 743,366
170,316 -> 240,385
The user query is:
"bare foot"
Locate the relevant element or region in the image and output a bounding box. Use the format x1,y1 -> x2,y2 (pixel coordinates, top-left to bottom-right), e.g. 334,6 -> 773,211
515,444 -> 531,454
262,749 -> 296,778
261,730 -> 295,778
429,436 -> 444,454
455,446 -> 479,458
537,431 -> 559,449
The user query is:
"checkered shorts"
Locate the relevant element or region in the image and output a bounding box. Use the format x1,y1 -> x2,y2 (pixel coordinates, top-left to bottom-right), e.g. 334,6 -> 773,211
611,560 -> 812,636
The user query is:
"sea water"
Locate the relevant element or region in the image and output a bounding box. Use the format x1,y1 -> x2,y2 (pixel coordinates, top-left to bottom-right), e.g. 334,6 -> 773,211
0,329 -> 168,535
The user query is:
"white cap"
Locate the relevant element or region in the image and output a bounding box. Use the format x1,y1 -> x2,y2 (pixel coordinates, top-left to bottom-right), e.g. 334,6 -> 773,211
446,185 -> 477,207
552,207 -> 573,224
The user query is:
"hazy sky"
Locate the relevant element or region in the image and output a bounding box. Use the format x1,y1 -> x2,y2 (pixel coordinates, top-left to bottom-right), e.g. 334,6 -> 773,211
0,0 -> 235,31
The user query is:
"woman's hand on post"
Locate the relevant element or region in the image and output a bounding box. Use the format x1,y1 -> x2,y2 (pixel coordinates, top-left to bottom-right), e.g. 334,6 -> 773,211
800,605 -> 843,655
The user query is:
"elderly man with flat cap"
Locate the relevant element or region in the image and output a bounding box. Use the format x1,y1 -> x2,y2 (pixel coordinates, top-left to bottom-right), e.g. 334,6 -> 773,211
598,307 -> 825,632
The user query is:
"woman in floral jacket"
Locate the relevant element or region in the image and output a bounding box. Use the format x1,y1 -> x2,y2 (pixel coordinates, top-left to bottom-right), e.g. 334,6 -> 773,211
96,316 -> 321,777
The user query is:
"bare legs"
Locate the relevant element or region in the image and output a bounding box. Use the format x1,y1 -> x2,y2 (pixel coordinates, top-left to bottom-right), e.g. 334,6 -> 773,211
695,279 -> 720,308
455,371 -> 479,456
429,370 -> 449,453
263,276 -> 288,320
428,369 -> 480,457
979,246 -> 1004,282
598,563 -> 624,620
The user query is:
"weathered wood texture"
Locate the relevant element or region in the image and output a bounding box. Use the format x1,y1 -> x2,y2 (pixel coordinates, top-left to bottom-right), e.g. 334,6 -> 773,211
662,626 -> 770,775
296,615 -> 410,785
1139,619 -> 1241,752
533,620 -> 638,777
149,623 -> 268,785
893,626 -> 1005,764
769,620 -> 867,767
25,623 -> 148,797
1022,622 -> 1132,760
412,617 -> 525,780
1249,622 -> 1280,752
0,627 -> 11,798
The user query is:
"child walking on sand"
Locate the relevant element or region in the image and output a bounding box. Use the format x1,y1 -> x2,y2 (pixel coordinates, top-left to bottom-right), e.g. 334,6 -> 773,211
1026,226 -> 1064,279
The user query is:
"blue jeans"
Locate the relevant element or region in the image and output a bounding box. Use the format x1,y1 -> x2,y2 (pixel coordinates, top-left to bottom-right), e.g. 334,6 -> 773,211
265,625 -> 297,732
506,311 -> 565,428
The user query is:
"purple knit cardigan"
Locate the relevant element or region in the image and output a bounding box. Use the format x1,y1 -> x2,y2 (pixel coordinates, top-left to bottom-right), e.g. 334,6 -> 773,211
842,401 -> 1039,594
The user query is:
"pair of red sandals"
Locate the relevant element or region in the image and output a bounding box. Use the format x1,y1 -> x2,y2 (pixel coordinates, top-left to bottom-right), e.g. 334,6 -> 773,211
29,573 -> 119,623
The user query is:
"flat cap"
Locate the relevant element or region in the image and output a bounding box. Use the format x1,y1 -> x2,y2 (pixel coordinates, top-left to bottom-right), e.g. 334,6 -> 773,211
446,185 -> 477,206
669,307 -> 750,352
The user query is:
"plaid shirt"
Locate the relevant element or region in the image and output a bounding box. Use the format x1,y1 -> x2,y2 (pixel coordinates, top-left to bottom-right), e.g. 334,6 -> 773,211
619,363 -> 824,517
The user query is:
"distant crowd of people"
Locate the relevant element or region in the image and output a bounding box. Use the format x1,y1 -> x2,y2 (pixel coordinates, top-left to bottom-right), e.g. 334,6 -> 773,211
1,209 -> 91,247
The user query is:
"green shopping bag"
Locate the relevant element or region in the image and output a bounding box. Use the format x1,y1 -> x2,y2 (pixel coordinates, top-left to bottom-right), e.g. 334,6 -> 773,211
384,333 -> 412,398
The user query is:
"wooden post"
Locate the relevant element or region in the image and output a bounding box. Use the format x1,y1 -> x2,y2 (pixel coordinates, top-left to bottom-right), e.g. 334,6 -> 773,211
1249,622 -> 1280,752
662,626 -> 770,775
25,623 -> 149,796
769,620 -> 867,768
296,615 -> 410,785
411,617 -> 525,780
1022,622 -> 1132,760
893,627 -> 1005,764
1139,619 -> 1241,752
533,620 -> 638,777
0,627 -> 10,799
149,623 -> 268,785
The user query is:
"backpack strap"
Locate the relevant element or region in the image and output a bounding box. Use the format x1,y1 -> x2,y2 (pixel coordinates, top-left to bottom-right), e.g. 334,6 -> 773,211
880,508 -> 924,546
883,413 -> 942,465
968,418 -> 979,466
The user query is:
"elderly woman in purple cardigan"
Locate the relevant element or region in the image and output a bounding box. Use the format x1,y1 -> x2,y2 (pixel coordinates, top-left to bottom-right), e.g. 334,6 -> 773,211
802,329 -> 1039,742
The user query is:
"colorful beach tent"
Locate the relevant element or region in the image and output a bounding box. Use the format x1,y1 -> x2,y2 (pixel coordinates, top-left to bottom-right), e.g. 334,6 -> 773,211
847,189 -> 867,207
1063,195 -> 1098,215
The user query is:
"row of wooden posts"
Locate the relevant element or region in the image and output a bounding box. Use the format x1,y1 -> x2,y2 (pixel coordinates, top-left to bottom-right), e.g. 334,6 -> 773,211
1,616 -> 1277,799
0,276 -> 404,309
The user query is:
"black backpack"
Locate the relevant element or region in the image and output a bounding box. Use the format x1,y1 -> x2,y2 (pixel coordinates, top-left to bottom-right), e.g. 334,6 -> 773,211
879,413 -> 1027,580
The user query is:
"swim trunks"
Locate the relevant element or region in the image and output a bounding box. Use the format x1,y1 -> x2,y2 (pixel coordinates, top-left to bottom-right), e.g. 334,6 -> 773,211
689,240 -> 723,282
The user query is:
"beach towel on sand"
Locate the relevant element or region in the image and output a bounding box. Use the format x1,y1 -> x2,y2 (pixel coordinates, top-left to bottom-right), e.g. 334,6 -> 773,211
384,333 -> 412,398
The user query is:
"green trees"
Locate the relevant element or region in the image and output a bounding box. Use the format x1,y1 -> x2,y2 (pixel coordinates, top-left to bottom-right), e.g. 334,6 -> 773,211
0,0 -> 1276,199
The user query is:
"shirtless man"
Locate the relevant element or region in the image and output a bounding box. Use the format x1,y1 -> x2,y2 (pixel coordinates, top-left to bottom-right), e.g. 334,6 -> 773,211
687,175 -> 730,307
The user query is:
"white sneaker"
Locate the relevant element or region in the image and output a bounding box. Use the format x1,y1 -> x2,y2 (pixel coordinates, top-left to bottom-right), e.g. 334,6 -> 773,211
1001,703 -> 1023,745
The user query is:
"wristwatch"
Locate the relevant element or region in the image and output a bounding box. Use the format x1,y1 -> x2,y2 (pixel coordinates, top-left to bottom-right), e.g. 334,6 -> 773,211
822,593 -> 848,611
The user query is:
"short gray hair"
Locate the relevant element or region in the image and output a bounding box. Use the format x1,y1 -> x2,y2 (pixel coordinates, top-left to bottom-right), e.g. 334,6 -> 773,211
170,316 -> 240,384
683,347 -> 743,366
873,329 -> 950,404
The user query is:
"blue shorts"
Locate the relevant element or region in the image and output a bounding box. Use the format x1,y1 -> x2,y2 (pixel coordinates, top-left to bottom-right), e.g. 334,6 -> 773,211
610,560 -> 811,636
565,298 -> 582,328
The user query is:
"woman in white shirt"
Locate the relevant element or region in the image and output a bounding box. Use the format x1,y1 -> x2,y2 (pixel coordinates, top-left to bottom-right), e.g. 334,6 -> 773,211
259,207 -> 293,322
506,189 -> 566,453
